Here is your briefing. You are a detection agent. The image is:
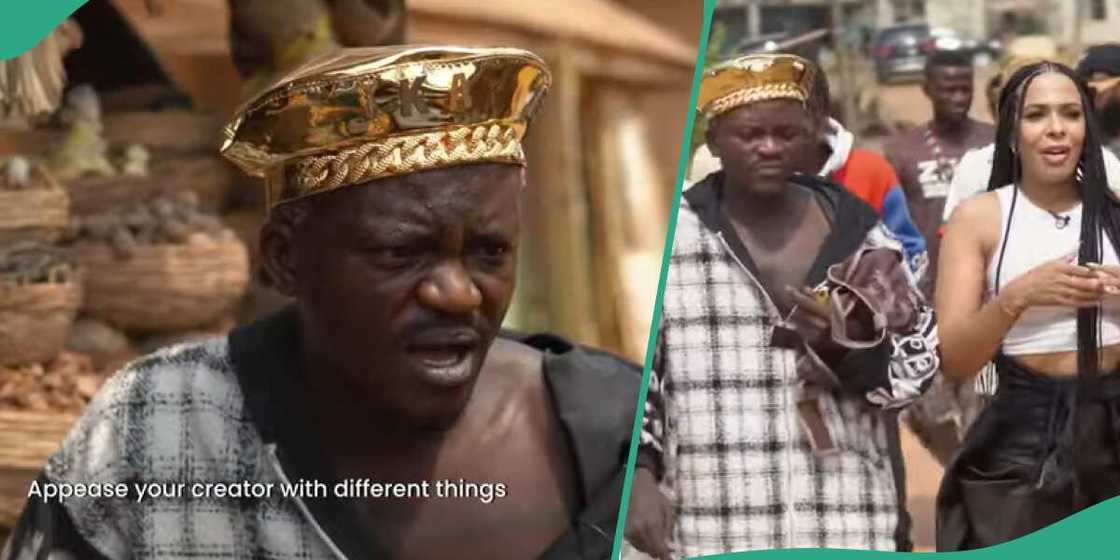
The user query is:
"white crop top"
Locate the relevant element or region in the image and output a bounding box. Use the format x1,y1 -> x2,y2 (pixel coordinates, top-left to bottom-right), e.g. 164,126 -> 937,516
987,184 -> 1120,355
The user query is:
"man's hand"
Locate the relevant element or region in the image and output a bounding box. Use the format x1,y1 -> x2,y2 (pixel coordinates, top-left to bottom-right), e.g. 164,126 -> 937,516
786,286 -> 842,353
624,469 -> 674,560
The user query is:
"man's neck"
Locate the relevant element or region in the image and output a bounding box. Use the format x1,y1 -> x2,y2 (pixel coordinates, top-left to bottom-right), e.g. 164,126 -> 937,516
721,177 -> 811,229
930,117 -> 971,143
310,371 -> 456,455
296,329 -> 461,468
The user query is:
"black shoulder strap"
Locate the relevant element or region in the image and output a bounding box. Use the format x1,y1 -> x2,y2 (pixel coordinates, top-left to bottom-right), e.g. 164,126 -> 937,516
994,185 -> 1019,295
537,468 -> 625,559
530,334 -> 641,559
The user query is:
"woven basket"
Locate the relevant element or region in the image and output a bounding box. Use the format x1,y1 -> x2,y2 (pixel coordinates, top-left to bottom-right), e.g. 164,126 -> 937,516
0,280 -> 81,367
0,166 -> 70,245
102,111 -> 225,154
73,231 -> 250,332
65,156 -> 239,215
63,110 -> 239,215
0,409 -> 77,529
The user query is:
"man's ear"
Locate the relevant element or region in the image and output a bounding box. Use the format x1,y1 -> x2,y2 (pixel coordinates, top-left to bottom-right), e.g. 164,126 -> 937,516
259,203 -> 308,297
813,114 -> 831,141
705,122 -> 721,159
921,75 -> 934,100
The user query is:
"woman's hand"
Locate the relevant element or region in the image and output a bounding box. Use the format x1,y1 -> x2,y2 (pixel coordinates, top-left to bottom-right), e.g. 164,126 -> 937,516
998,254 -> 1104,316
1087,263 -> 1120,296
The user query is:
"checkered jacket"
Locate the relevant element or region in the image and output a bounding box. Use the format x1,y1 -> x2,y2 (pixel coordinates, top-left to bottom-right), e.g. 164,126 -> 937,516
637,174 -> 938,557
1,338 -> 344,560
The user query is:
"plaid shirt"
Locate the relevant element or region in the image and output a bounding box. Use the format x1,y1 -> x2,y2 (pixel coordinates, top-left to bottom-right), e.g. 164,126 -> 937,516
636,174 -> 938,557
2,338 -> 338,560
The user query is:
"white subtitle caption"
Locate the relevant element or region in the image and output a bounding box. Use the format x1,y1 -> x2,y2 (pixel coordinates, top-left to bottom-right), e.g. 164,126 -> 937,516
27,479 -> 508,504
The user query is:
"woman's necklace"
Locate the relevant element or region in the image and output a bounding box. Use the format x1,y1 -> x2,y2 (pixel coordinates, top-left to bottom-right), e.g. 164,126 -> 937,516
1044,208 -> 1072,229
1018,183 -> 1076,229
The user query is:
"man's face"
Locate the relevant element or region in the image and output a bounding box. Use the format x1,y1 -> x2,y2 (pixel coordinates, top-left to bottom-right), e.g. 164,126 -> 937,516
273,163 -> 521,429
707,99 -> 820,195
924,65 -> 974,126
1089,72 -> 1120,137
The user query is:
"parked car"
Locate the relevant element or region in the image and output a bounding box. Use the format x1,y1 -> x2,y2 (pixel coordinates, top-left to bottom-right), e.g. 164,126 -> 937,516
871,23 -> 1001,84
871,23 -> 931,83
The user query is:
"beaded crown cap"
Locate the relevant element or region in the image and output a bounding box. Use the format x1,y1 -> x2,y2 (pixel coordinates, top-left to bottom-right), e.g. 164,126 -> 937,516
697,53 -> 815,120
220,45 -> 551,207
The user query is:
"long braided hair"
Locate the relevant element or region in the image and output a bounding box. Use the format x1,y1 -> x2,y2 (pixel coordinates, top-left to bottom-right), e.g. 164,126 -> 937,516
988,61 -> 1120,383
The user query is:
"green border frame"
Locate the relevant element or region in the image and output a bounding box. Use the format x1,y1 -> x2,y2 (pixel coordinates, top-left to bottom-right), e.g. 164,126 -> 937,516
0,2 -> 88,60
610,1 -> 715,558
690,494 -> 1120,559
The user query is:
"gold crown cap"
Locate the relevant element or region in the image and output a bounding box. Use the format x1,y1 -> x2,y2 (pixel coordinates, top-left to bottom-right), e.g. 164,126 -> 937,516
220,45 -> 551,207
697,53 -> 815,119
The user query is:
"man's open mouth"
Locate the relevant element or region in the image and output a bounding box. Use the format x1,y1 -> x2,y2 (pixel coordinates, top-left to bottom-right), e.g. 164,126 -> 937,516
405,329 -> 481,386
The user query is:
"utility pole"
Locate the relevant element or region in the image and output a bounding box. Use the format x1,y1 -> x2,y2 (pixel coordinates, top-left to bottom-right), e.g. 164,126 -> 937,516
1071,0 -> 1083,53
831,0 -> 861,131
748,0 -> 760,39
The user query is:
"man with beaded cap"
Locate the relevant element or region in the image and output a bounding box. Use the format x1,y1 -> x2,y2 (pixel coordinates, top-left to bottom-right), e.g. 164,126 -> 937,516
625,54 -> 938,558
2,46 -> 640,560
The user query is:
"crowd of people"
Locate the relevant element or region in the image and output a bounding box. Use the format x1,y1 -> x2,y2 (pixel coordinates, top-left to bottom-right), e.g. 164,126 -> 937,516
627,41 -> 1120,558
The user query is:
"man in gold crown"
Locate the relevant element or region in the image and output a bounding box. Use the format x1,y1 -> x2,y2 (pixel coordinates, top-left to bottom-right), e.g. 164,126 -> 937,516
2,46 -> 639,560
626,54 -> 938,557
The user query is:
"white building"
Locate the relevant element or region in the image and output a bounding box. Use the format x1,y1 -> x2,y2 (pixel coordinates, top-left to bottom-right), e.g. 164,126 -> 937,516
878,0 -> 1120,47
1055,0 -> 1120,47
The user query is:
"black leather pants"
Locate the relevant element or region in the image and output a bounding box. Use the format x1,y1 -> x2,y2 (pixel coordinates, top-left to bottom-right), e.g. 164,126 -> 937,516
936,355 -> 1120,550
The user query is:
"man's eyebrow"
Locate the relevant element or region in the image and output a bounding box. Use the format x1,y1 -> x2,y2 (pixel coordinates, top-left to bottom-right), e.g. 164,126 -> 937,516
352,217 -> 430,238
727,120 -> 797,129
357,195 -> 434,222
471,230 -> 515,244
1022,102 -> 1083,110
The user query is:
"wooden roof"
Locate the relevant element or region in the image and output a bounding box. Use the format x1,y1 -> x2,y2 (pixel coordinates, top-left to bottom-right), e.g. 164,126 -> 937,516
111,0 -> 696,66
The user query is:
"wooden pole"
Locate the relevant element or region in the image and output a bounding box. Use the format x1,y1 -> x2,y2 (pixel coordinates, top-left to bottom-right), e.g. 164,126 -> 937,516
584,86 -> 670,361
585,87 -> 626,357
748,1 -> 761,39
520,43 -> 600,347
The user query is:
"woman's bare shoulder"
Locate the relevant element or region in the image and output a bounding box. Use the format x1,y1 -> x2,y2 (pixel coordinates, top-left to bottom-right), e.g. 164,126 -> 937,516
945,190 -> 1003,250
954,190 -> 999,220
950,190 -> 1000,225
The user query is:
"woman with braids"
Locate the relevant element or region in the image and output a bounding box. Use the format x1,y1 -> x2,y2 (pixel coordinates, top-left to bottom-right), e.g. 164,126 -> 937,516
936,60 -> 1120,550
